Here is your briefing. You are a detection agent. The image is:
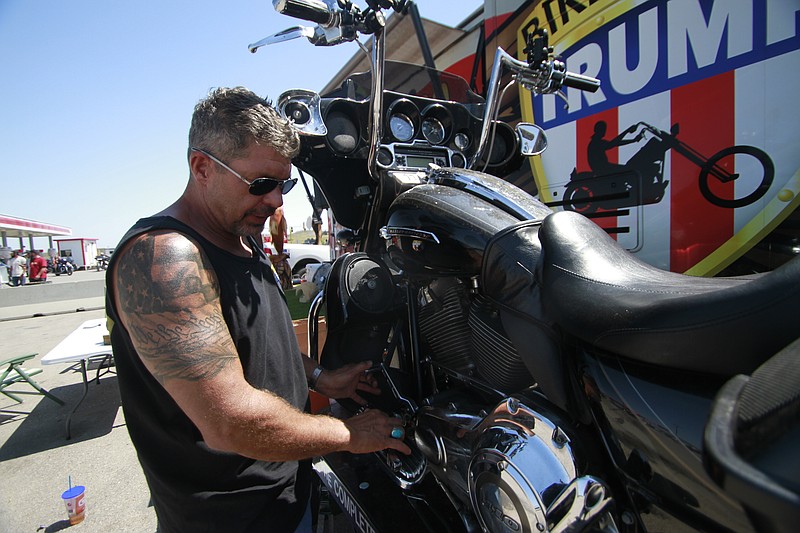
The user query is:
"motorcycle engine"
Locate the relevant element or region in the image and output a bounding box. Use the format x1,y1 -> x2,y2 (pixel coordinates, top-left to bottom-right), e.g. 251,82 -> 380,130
417,277 -> 534,392
410,280 -> 613,531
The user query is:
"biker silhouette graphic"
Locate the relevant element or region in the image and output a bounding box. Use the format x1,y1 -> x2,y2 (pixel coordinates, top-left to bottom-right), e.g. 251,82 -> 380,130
586,121 -> 643,175
562,120 -> 775,214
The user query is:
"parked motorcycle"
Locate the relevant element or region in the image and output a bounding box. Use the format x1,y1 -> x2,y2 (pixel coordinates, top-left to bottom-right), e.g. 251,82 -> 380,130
254,2 -> 800,531
53,257 -> 74,276
95,254 -> 110,271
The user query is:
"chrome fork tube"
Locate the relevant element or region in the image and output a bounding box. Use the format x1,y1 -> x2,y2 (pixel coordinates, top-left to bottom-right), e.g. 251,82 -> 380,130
367,28 -> 385,180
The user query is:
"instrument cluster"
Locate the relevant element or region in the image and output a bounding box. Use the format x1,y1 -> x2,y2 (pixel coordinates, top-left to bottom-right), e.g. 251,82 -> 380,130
277,89 -> 521,174
379,95 -> 477,170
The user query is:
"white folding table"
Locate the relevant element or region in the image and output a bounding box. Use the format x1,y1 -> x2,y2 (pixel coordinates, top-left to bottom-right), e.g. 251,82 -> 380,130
42,318 -> 114,439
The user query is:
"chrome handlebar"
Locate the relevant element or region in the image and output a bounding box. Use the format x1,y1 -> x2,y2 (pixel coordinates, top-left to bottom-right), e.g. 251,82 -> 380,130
253,1 -> 600,173
470,29 -> 599,168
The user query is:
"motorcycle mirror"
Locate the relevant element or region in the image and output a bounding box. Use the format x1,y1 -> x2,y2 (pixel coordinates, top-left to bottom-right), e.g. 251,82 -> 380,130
516,123 -> 548,156
272,0 -> 337,27
248,26 -> 316,53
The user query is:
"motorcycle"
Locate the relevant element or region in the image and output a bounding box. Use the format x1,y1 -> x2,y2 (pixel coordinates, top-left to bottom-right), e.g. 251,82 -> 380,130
95,254 -> 110,271
53,257 -> 74,276
254,1 -> 800,531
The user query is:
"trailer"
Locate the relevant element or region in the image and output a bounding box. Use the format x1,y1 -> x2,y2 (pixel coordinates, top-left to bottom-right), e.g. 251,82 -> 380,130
53,238 -> 99,270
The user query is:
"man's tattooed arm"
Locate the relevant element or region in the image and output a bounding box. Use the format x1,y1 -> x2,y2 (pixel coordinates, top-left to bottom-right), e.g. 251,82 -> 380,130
114,231 -> 238,384
111,232 -> 406,461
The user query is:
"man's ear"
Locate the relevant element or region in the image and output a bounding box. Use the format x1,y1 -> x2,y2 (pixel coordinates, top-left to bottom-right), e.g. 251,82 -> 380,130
189,151 -> 213,187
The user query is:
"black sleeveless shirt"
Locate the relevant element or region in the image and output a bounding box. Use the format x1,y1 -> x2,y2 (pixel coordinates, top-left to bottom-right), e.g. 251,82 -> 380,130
105,216 -> 311,533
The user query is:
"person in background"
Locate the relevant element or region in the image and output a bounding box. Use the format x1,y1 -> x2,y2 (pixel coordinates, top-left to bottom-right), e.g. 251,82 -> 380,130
27,250 -> 47,283
105,87 -> 409,533
269,205 -> 288,255
311,208 -> 323,246
8,250 -> 27,286
269,206 -> 292,289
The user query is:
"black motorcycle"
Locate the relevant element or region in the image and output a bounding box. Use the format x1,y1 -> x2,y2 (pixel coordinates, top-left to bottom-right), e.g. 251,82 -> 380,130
253,2 -> 800,531
54,257 -> 74,276
95,254 -> 110,271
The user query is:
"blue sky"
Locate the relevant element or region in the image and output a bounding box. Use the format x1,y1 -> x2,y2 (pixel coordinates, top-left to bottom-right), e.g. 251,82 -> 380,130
0,0 -> 482,248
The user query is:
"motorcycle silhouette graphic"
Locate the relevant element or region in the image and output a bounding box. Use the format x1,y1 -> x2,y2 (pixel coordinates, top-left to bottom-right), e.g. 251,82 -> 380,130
562,121 -> 774,214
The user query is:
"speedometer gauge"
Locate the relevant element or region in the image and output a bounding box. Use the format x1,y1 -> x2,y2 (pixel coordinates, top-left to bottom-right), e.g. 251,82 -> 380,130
390,113 -> 415,142
422,118 -> 446,144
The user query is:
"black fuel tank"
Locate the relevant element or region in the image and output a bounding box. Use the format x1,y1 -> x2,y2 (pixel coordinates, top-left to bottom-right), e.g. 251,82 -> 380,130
383,168 -> 552,276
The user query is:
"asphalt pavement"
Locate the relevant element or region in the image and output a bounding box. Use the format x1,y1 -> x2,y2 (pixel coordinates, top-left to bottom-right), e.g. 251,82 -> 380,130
0,269 -> 157,532
0,270 -> 351,533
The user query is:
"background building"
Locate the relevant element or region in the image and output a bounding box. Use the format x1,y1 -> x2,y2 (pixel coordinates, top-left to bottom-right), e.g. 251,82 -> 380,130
0,214 -> 72,262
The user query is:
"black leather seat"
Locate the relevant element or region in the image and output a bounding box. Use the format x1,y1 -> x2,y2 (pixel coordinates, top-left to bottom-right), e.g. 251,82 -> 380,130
539,210 -> 800,376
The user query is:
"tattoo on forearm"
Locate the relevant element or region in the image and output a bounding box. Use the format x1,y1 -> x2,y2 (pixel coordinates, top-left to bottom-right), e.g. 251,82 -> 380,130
116,233 -> 237,383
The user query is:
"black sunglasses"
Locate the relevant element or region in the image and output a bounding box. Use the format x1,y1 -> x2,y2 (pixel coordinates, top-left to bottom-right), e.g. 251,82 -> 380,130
191,147 -> 297,196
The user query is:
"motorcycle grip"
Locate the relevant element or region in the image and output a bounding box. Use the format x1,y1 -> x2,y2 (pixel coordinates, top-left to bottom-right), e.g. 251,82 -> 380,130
563,71 -> 600,93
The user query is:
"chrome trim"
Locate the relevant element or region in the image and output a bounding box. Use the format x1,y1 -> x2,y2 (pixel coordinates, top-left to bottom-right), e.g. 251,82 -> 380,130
468,399 -> 578,532
427,170 -> 542,220
248,26 -> 316,51
548,476 -> 616,533
276,89 -> 327,136
470,48 -> 524,168
367,28 -> 385,180
380,226 -> 440,244
516,123 -> 548,156
375,141 -> 451,171
273,0 -> 337,27
307,289 -> 325,361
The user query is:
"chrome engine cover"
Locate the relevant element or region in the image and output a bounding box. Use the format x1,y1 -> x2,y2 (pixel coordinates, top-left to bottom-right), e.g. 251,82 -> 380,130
414,398 -> 613,533
470,399 -> 613,532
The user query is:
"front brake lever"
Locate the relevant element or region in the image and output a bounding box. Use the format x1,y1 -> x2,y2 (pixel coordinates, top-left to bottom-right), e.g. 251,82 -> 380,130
248,26 -> 315,52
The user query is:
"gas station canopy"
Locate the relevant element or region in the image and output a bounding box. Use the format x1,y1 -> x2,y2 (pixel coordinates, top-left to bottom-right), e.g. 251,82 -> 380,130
0,214 -> 72,255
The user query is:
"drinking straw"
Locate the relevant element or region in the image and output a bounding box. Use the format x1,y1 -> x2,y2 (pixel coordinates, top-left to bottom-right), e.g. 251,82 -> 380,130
68,475 -> 72,490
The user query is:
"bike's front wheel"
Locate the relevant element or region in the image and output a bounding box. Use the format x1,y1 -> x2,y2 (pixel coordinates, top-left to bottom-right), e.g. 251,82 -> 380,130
699,146 -> 774,208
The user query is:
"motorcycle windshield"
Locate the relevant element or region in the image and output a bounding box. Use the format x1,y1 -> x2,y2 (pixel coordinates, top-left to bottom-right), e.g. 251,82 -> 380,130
333,60 -> 484,108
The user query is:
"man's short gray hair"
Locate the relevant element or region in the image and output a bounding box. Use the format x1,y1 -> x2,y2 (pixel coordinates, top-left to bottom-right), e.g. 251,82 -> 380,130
188,87 -> 300,161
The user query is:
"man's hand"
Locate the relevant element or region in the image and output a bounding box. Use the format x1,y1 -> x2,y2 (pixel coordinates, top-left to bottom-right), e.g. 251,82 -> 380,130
343,409 -> 412,455
315,361 -> 380,405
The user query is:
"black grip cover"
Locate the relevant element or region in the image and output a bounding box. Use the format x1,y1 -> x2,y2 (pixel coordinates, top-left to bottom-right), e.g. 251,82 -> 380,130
563,72 -> 600,92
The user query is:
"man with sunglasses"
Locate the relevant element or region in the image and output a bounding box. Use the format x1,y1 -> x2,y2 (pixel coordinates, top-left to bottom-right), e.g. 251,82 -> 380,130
105,87 -> 410,533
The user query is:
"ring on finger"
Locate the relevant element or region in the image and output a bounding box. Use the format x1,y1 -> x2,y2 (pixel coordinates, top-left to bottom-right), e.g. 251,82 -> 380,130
390,427 -> 404,439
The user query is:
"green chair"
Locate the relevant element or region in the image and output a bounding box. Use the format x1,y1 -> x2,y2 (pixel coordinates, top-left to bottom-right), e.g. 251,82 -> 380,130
0,353 -> 64,405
